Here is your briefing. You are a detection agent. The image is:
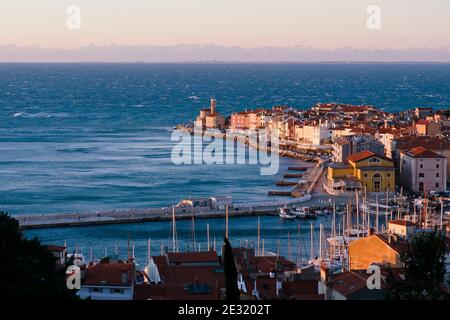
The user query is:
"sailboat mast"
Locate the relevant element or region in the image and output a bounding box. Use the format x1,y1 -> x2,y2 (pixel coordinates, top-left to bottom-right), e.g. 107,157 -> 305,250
147,238 -> 151,263
225,205 -> 229,239
310,223 -> 314,261
319,224 -> 323,261
257,216 -> 261,256
375,195 -> 379,234
191,206 -> 196,251
207,223 -> 211,251
356,191 -> 360,238
297,224 -> 302,265
172,206 -> 177,252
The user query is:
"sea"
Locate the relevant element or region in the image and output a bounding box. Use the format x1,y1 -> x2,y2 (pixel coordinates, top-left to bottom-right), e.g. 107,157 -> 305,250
1,63 -> 449,263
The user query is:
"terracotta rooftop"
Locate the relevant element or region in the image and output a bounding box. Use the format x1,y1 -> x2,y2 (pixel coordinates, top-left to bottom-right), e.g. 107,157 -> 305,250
389,219 -> 416,227
347,150 -> 376,162
395,136 -> 450,151
375,234 -> 409,254
416,119 -> 431,125
46,245 -> 66,252
134,283 -> 221,300
166,251 -> 220,264
282,280 -> 318,298
83,262 -> 134,287
326,271 -> 369,296
403,146 -> 446,159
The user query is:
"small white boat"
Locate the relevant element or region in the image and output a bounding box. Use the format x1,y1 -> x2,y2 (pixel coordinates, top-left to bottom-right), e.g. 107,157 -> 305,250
315,210 -> 325,216
292,207 -> 307,218
279,207 -> 297,220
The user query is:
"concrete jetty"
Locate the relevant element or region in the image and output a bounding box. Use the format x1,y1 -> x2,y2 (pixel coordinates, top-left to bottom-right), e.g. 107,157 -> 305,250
16,194 -> 315,230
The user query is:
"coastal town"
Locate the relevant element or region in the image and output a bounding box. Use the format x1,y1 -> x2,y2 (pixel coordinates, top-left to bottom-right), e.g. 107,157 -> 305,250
19,99 -> 449,301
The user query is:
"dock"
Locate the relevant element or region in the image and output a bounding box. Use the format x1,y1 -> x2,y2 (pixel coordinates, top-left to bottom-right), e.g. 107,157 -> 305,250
283,173 -> 304,179
268,191 -> 292,196
16,195 -> 314,230
288,166 -> 307,171
276,180 -> 297,186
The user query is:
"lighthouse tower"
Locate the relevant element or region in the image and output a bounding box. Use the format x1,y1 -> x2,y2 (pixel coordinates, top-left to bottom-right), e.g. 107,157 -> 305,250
210,98 -> 216,115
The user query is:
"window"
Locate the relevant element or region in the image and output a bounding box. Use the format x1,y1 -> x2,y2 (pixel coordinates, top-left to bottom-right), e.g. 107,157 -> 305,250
387,173 -> 391,178
437,164 -> 440,169
369,157 -> 380,163
363,173 -> 368,178
419,173 -> 424,178
436,172 -> 440,178
420,164 -> 423,169
436,183 -> 440,188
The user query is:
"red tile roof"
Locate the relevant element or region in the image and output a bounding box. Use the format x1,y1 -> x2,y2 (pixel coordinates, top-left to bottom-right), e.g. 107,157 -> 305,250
84,262 -> 135,286
395,136 -> 450,151
326,271 -> 368,296
403,146 -> 446,159
389,220 -> 416,227
282,280 -> 318,298
375,234 -> 408,254
134,283 -> 221,300
347,150 -> 376,162
46,245 -> 66,252
416,119 -> 430,125
166,251 -> 219,264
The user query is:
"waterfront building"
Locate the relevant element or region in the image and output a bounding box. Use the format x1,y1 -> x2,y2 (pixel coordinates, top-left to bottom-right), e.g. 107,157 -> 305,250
415,107 -> 433,119
415,119 -> 441,136
399,146 -> 447,193
295,120 -> 332,145
393,136 -> 450,178
312,103 -> 375,117
195,98 -> 225,129
230,111 -> 250,130
332,135 -> 385,162
387,220 -> 416,240
77,262 -> 135,300
176,196 -> 232,209
348,233 -> 407,270
327,150 -> 395,193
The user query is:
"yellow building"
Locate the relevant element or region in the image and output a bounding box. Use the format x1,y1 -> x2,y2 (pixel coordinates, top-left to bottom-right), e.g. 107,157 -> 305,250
348,234 -> 406,270
327,150 -> 395,193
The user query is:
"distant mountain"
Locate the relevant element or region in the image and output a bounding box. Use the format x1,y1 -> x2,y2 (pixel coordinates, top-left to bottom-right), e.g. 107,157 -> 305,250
1,44 -> 449,62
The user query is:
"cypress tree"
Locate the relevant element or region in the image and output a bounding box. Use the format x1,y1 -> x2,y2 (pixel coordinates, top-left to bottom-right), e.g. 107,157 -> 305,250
222,236 -> 240,300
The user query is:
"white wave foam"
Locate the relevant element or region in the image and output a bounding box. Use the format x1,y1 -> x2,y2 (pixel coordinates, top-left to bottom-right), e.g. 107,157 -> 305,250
12,112 -> 69,119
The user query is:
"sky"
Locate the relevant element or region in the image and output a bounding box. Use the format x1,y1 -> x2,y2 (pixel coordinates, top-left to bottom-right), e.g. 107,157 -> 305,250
1,0 -> 450,50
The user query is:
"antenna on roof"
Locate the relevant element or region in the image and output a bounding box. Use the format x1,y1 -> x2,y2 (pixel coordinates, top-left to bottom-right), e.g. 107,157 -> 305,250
225,205 -> 229,239
191,206 -> 196,251
147,238 -> 151,263
207,224 -> 210,252
127,234 -> 131,261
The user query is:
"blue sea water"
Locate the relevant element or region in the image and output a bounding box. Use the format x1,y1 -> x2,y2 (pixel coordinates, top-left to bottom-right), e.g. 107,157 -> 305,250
1,63 -> 449,260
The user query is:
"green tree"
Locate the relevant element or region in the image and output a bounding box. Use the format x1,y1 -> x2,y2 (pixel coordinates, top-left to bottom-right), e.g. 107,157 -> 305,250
386,229 -> 449,300
0,212 -> 78,299
222,237 -> 240,300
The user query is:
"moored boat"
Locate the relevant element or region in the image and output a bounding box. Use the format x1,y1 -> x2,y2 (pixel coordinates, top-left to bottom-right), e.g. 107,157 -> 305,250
279,207 -> 297,220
